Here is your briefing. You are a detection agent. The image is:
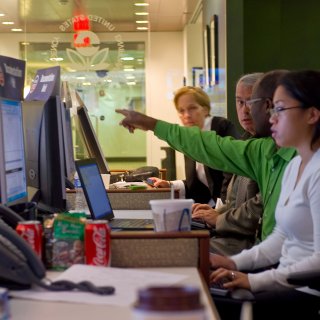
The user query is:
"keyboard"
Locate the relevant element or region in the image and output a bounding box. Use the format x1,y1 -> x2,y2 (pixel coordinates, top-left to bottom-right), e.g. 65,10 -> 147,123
109,218 -> 154,230
191,219 -> 207,229
209,278 -> 229,296
191,219 -> 217,237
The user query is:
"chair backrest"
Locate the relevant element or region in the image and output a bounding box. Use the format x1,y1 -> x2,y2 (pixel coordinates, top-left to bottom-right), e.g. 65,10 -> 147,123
110,230 -> 210,285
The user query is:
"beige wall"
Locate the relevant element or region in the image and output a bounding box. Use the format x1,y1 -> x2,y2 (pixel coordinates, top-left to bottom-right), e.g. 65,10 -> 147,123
145,32 -> 184,179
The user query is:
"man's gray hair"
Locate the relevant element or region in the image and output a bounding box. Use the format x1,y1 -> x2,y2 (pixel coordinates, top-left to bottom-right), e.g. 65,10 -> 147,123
237,72 -> 264,88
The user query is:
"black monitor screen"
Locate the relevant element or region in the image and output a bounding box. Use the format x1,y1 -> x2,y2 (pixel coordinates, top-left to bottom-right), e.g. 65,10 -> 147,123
76,100 -> 109,174
0,98 -> 28,205
22,96 -> 66,213
75,159 -> 113,220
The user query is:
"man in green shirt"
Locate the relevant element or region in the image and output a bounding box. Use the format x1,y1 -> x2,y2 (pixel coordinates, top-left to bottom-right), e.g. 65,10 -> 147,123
116,70 -> 296,240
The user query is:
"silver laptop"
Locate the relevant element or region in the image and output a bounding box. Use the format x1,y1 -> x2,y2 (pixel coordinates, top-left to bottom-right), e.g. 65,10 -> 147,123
75,158 -> 154,230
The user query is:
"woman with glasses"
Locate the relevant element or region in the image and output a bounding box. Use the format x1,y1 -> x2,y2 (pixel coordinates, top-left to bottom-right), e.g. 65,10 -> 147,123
147,86 -> 239,206
209,70 -> 320,318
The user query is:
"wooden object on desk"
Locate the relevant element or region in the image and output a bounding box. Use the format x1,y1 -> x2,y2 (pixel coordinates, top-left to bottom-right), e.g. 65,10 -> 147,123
110,168 -> 167,180
110,230 -> 210,286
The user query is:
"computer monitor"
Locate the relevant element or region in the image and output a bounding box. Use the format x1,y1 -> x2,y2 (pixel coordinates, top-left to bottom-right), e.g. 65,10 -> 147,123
0,98 -> 28,206
61,81 -> 76,185
22,96 -> 66,213
75,94 -> 110,174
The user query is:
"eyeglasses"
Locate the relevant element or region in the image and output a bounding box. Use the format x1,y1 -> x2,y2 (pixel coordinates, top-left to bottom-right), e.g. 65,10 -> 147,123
236,98 -> 262,107
245,98 -> 268,108
268,106 -> 303,117
236,99 -> 250,107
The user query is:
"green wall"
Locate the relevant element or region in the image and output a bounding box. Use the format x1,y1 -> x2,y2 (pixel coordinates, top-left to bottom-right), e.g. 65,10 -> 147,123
226,0 -> 244,131
227,0 -> 320,132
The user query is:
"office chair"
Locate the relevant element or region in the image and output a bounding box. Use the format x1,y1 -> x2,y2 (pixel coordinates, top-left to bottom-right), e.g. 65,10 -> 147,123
287,270 -> 320,290
286,270 -> 320,318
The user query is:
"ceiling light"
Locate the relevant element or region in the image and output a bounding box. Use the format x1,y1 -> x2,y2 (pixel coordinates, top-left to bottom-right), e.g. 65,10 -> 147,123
127,81 -> 136,86
124,68 -> 135,72
126,75 -> 135,79
0,13 -> 5,17
137,27 -> 148,30
121,57 -> 134,61
134,3 -> 149,6
49,57 -> 64,61
11,28 -> 23,32
2,21 -> 14,25
135,12 -> 149,16
136,20 -> 148,23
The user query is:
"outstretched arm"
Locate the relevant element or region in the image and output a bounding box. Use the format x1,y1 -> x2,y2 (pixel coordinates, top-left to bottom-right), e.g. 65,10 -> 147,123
116,109 -> 158,133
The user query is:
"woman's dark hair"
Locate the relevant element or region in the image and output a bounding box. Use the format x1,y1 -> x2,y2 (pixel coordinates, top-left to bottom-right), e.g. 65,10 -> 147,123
253,70 -> 289,99
277,70 -> 320,148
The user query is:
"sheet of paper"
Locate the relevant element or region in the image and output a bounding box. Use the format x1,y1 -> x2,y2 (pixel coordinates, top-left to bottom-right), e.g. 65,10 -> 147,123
110,181 -> 148,189
11,265 -> 188,306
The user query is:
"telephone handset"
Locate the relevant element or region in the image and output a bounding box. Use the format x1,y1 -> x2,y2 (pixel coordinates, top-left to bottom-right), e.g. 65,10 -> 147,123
0,204 -> 24,229
0,218 -> 115,294
0,218 -> 46,288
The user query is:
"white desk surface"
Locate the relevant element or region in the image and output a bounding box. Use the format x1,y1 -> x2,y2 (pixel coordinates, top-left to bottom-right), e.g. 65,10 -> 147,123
10,268 -> 220,320
114,209 -> 152,219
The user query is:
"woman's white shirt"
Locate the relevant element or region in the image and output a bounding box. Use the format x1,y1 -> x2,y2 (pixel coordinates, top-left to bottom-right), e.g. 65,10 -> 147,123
232,148 -> 320,295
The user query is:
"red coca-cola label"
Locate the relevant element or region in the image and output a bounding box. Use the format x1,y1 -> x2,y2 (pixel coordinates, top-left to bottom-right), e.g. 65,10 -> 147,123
85,221 -> 110,266
16,221 -> 43,259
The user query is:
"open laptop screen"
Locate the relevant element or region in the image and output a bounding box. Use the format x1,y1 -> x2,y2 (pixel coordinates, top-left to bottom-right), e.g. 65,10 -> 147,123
75,159 -> 114,220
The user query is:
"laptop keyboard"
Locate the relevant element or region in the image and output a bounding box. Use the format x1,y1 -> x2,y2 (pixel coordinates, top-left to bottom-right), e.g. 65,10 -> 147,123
109,218 -> 154,229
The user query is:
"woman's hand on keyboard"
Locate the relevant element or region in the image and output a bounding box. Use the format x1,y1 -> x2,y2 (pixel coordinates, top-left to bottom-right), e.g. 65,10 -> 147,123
210,268 -> 250,290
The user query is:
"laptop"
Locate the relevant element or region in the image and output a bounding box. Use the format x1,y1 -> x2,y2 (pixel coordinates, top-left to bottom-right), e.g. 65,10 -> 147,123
75,159 -> 154,230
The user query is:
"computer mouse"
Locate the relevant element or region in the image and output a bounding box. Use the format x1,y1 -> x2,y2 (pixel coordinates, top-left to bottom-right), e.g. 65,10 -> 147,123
230,288 -> 255,301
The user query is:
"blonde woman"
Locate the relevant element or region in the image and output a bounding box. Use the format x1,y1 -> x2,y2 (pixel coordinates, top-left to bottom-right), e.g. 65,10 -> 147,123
150,86 -> 239,206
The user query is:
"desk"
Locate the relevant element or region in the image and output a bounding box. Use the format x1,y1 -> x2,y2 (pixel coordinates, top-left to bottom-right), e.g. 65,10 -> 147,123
107,188 -> 177,210
114,209 -> 153,219
10,268 -> 220,320
67,188 -> 179,210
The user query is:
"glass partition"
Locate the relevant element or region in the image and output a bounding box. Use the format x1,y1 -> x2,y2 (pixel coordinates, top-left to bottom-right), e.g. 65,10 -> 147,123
20,39 -> 146,170
1,0 -> 204,178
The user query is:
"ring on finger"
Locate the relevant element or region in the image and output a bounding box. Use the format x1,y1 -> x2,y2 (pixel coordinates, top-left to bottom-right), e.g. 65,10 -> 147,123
231,271 -> 235,280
